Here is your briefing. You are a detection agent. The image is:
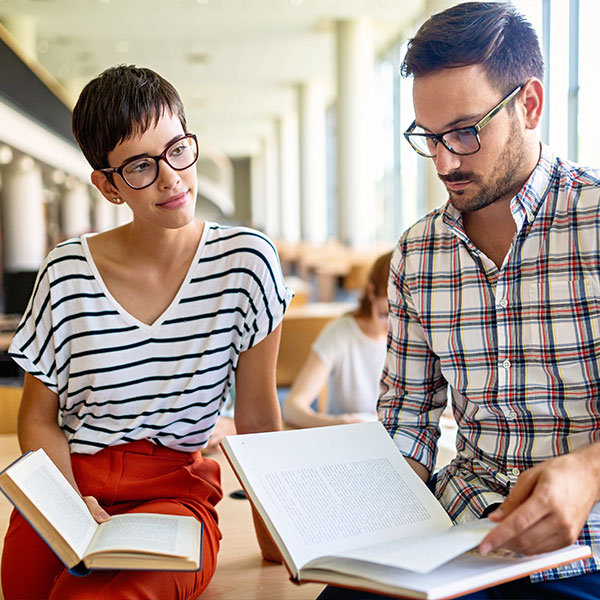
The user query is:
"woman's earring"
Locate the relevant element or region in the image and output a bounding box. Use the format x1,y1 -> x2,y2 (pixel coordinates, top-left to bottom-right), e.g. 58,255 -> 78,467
113,197 -> 124,205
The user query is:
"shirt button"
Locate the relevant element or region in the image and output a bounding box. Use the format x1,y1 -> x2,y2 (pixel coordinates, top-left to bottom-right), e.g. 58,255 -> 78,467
511,467 -> 520,476
507,410 -> 517,419
502,359 -> 511,369
499,298 -> 508,308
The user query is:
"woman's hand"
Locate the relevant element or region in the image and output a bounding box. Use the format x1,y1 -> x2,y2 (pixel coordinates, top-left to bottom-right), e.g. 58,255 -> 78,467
82,495 -> 111,523
203,416 -> 237,455
339,412 -> 377,424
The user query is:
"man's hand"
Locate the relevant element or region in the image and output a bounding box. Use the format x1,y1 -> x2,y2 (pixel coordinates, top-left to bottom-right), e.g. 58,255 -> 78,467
479,444 -> 600,556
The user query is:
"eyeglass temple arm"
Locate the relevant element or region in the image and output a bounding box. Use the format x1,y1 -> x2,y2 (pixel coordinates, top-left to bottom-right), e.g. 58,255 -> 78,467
474,85 -> 523,132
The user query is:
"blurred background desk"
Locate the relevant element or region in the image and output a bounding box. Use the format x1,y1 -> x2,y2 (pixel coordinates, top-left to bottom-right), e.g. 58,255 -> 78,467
0,314 -> 22,384
0,334 -> 11,352
276,302 -> 354,389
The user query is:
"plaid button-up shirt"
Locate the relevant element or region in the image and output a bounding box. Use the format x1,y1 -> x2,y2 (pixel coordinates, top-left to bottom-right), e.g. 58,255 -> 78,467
380,144 -> 600,580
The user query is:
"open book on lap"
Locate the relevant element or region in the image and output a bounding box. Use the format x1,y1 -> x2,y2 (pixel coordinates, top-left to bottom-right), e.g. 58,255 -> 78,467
221,422 -> 591,600
0,448 -> 203,573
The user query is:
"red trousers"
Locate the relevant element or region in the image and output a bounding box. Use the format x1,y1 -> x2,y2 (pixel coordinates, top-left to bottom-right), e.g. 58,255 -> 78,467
1,440 -> 222,600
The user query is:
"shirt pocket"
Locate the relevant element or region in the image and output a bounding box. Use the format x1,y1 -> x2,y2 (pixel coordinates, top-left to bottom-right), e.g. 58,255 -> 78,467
525,277 -> 600,385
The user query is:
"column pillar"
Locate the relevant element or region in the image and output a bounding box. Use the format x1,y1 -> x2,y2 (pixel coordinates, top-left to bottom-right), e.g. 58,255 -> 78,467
277,113 -> 300,245
1,155 -> 46,313
92,188 -> 116,232
421,0 -> 454,213
61,178 -> 91,239
114,202 -> 132,227
335,19 -> 375,248
263,133 -> 280,240
250,151 -> 267,232
298,82 -> 327,245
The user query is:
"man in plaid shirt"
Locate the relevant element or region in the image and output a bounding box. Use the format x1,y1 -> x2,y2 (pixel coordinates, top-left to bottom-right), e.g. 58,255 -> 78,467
319,2 -> 600,599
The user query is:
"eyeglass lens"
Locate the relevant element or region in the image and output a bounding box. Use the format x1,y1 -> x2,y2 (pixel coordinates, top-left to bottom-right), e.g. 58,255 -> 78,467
410,128 -> 479,157
122,136 -> 198,188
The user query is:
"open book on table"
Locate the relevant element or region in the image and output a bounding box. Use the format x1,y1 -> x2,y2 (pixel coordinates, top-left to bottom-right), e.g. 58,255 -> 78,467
221,421 -> 591,600
0,448 -> 203,573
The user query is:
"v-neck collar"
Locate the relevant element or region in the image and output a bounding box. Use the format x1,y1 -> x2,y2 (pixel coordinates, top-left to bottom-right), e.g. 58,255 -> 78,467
80,224 -> 209,333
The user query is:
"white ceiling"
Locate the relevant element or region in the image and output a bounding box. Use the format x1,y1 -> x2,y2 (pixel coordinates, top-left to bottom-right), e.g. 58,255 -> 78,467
0,0 -> 424,158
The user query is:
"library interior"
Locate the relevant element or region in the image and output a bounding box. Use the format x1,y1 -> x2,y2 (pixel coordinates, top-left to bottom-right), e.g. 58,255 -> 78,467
0,1 -> 598,598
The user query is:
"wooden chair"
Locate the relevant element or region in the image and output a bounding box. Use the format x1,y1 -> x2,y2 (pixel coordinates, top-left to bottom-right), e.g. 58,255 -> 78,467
0,386 -> 22,434
276,302 -> 353,388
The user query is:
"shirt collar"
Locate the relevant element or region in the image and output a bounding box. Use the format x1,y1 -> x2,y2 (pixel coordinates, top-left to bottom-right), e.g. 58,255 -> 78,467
510,142 -> 555,228
442,142 -> 556,237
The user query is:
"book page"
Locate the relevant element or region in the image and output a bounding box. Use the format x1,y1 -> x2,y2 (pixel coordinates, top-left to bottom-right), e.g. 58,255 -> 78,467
87,513 -> 200,558
264,458 -> 433,545
3,450 -> 96,559
224,422 -> 452,572
302,544 -> 591,599
315,518 -> 495,574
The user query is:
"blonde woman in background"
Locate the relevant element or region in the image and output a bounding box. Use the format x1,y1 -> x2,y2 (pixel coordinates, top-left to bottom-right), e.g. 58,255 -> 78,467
283,251 -> 392,428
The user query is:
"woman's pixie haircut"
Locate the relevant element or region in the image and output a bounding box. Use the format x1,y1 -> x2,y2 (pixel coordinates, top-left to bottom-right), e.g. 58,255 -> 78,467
401,2 -> 544,95
72,65 -> 187,170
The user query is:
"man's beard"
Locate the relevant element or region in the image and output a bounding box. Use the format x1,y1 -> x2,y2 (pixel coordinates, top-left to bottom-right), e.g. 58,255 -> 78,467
439,121 -> 527,213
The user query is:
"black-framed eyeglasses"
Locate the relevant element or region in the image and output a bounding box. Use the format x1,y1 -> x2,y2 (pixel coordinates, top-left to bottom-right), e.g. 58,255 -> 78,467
403,85 -> 523,159
99,133 -> 199,190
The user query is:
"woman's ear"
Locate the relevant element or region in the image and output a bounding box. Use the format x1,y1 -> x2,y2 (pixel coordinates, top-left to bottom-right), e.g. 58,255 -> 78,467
90,171 -> 123,205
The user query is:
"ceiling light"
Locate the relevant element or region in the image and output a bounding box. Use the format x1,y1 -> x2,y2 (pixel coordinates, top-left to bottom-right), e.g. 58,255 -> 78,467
187,52 -> 209,65
0,146 -> 13,165
51,170 -> 66,185
18,156 -> 35,173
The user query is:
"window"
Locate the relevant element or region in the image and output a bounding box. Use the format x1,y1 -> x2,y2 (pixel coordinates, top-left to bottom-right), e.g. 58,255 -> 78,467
578,0 -> 600,165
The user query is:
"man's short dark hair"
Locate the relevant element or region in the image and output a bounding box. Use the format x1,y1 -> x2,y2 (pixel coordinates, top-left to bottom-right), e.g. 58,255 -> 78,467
72,65 -> 187,170
401,2 -> 544,94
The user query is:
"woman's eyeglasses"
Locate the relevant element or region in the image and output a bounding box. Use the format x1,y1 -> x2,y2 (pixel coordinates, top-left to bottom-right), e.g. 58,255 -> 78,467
99,133 -> 199,190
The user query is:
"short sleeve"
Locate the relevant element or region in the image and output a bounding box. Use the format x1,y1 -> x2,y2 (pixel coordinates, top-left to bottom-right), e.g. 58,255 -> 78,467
239,231 -> 294,352
311,317 -> 344,368
8,256 -> 58,392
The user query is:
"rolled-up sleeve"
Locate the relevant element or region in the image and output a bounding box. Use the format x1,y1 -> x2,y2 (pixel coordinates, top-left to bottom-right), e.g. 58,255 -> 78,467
378,238 -> 448,473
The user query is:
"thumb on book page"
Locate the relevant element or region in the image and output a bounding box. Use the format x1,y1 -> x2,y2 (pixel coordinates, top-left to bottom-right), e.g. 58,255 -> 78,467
83,495 -> 111,523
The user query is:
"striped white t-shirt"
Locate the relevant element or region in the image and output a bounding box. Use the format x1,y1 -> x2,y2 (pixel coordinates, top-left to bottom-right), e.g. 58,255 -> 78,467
9,222 -> 293,454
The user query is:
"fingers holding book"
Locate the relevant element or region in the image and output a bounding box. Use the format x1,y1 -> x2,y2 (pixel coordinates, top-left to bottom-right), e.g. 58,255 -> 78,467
82,495 -> 111,523
480,450 -> 600,556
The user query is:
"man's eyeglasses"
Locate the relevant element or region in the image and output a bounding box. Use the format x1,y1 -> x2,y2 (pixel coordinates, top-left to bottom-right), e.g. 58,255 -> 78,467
99,133 -> 199,190
403,85 -> 523,159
